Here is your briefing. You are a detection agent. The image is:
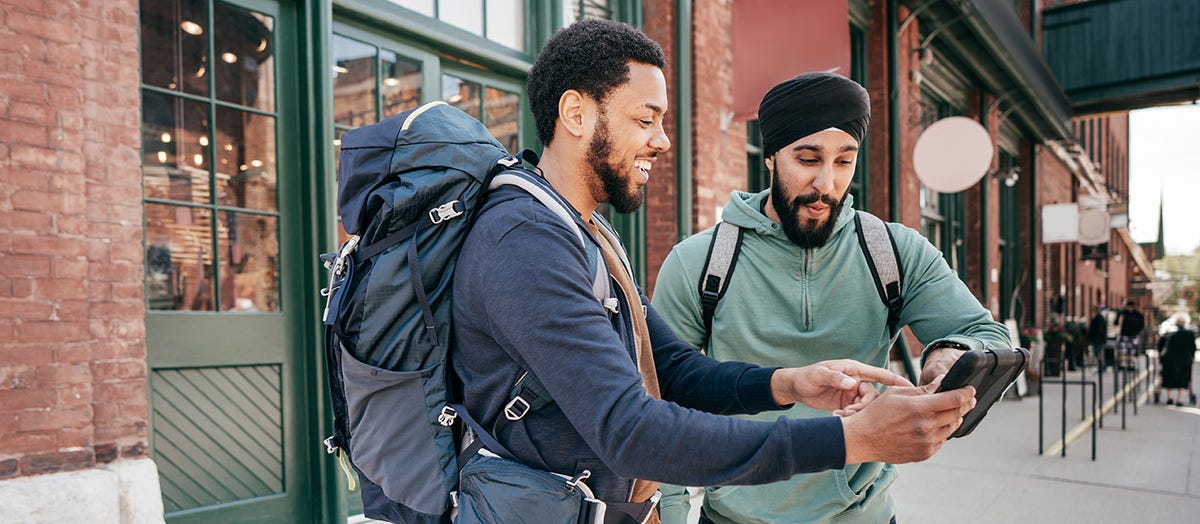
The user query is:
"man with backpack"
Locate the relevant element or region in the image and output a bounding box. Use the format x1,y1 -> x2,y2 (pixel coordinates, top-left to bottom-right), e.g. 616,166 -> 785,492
651,72 -> 1012,523
450,21 -> 978,524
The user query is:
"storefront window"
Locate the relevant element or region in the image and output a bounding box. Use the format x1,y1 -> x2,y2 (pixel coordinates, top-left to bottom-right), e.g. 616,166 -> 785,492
140,0 -> 280,312
385,0 -> 527,52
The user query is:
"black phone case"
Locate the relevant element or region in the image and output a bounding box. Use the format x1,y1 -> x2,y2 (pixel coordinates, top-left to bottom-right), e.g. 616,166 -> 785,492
936,348 -> 1030,438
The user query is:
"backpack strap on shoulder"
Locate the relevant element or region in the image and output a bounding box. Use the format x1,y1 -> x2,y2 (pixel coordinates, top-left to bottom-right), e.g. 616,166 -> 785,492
854,211 -> 904,335
698,221 -> 745,342
490,169 -> 614,310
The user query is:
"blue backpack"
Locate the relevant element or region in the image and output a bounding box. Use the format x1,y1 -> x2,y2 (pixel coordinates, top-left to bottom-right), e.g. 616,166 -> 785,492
321,101 -> 619,523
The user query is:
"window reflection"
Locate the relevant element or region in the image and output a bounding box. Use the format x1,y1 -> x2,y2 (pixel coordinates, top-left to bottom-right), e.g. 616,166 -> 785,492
440,0 -> 483,35
213,3 -> 275,111
442,75 -> 481,120
216,106 -> 277,211
484,87 -> 519,153
141,91 -> 211,205
139,0 -> 208,96
140,0 -> 280,313
381,51 -> 422,118
145,204 -> 216,311
485,0 -> 525,50
218,212 -> 279,312
333,35 -> 378,127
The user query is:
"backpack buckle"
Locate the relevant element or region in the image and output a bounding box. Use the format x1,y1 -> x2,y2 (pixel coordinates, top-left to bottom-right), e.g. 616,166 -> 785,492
428,201 -> 464,224
503,396 -> 531,421
438,405 -> 458,426
323,436 -> 339,454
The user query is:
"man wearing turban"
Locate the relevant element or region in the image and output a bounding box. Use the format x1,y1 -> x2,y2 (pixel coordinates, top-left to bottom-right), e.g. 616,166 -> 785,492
652,72 -> 1011,523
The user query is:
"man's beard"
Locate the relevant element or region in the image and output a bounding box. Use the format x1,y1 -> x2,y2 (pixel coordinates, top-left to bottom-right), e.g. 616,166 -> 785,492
770,172 -> 846,248
586,112 -> 645,213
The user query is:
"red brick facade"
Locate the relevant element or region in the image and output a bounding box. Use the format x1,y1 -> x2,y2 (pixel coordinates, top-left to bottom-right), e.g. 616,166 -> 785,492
0,0 -> 147,479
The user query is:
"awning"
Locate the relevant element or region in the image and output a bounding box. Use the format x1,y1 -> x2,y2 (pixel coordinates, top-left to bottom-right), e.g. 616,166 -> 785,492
732,0 -> 851,120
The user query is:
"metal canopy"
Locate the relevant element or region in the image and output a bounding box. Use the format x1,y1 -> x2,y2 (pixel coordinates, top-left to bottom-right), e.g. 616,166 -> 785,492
1044,0 -> 1200,115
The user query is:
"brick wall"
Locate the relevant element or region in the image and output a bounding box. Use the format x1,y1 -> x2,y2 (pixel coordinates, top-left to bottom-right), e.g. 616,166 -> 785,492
0,0 -> 146,480
690,0 -> 745,235
641,0 -> 679,295
1037,146 -> 1075,322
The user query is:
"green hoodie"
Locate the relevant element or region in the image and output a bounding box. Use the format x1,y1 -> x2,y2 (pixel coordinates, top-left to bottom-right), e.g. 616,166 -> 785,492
652,190 -> 1011,523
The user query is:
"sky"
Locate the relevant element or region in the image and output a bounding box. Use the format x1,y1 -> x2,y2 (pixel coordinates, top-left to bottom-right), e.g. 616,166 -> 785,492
1128,103 -> 1200,256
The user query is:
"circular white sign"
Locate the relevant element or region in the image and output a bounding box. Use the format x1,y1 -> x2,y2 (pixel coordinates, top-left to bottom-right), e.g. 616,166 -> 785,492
1078,208 -> 1111,245
913,116 -> 994,193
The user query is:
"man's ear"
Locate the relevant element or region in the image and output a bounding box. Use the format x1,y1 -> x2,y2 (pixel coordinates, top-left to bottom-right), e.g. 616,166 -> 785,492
558,89 -> 589,138
764,155 -> 775,175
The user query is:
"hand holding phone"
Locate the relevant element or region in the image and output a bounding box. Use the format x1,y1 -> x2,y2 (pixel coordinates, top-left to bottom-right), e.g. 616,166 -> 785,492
934,348 -> 1030,438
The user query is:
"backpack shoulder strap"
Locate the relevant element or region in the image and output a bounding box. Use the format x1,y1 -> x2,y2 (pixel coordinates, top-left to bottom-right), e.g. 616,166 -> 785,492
854,211 -> 904,334
489,168 -> 612,309
698,221 -> 745,342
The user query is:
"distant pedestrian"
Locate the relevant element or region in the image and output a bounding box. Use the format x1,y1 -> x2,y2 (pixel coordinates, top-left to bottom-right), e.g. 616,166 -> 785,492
1088,306 -> 1109,370
1114,300 -> 1145,369
1160,320 -> 1196,406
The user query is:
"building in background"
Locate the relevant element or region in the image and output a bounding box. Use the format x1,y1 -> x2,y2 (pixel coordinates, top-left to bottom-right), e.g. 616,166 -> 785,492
0,0 -> 1162,522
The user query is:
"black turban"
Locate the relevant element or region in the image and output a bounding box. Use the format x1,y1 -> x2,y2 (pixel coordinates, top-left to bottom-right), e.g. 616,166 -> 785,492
758,72 -> 871,158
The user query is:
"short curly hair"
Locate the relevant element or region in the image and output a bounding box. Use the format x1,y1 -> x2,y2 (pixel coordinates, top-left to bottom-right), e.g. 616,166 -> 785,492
528,18 -> 666,145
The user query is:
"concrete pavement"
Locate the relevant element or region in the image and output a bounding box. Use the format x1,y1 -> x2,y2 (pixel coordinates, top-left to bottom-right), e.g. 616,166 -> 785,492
892,358 -> 1200,523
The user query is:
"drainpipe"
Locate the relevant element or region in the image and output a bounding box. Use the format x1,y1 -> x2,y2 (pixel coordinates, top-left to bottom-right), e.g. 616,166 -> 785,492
676,0 -> 693,240
980,93 -> 990,308
887,0 -> 900,222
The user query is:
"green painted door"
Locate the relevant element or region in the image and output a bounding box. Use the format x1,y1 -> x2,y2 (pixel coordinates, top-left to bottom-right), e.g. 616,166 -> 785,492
139,0 -> 314,521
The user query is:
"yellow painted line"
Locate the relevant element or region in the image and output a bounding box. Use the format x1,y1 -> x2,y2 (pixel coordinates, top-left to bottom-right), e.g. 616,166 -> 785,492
1045,368 -> 1151,456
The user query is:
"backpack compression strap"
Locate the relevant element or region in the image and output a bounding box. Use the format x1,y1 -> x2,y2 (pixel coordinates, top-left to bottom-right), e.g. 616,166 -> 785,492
696,211 -> 905,342
853,211 -> 904,335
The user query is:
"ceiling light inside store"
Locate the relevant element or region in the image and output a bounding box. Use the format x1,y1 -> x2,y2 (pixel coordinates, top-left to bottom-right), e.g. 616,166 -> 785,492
161,132 -> 172,143
333,65 -> 349,75
193,154 -> 203,166
181,21 -> 203,36
383,77 -> 400,87
240,164 -> 249,171
221,52 -> 238,64
250,159 -> 263,168
257,39 -> 268,52
157,151 -> 168,163
195,66 -> 206,78
198,136 -> 209,147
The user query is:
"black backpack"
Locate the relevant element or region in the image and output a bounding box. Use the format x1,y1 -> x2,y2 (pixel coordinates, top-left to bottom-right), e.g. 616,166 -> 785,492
322,101 -> 620,523
697,211 -> 905,342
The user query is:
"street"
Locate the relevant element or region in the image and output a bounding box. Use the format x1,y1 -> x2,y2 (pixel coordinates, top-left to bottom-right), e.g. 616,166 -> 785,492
893,359 -> 1200,523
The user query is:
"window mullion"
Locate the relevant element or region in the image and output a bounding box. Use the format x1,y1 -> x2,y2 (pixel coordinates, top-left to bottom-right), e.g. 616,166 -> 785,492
206,0 -> 223,311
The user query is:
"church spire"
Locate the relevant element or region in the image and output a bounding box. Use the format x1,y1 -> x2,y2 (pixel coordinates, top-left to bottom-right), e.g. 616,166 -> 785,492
1154,187 -> 1165,259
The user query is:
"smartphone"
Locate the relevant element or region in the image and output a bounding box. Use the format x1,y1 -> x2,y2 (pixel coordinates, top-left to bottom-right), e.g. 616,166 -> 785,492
935,348 -> 1030,438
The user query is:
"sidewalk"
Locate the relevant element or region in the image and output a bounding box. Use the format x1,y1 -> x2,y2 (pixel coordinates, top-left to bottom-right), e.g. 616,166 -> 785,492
892,358 -> 1200,523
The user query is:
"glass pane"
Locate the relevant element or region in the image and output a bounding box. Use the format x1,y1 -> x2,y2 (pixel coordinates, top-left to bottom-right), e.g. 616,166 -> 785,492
385,0 -> 434,16
442,75 -> 480,120
139,0 -> 208,96
218,212 -> 280,312
213,3 -> 275,111
484,86 -> 519,153
145,204 -> 216,311
333,35 -> 378,127
486,0 -> 525,51
142,90 -> 212,204
564,0 -> 611,22
440,0 -> 483,35
216,106 -> 277,211
380,51 -> 423,118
